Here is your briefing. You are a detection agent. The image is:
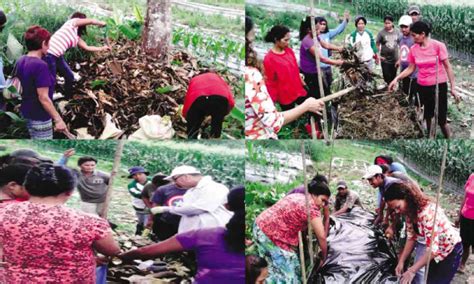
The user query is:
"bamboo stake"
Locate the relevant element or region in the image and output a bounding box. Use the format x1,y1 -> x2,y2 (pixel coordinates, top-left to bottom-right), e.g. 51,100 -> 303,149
301,141 -> 314,267
423,142 -> 448,282
100,138 -> 126,219
309,0 -> 329,142
310,117 -> 317,140
430,56 -> 439,139
298,231 -> 308,284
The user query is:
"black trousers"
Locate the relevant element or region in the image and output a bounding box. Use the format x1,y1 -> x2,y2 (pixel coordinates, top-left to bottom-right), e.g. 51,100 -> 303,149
381,62 -> 397,85
152,217 -> 179,241
186,95 -> 229,139
402,77 -> 421,107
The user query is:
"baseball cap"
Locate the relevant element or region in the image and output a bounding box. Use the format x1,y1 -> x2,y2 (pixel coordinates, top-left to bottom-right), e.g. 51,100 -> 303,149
336,180 -> 348,189
398,15 -> 412,27
164,165 -> 201,181
363,165 -> 383,179
408,5 -> 421,15
128,166 -> 150,178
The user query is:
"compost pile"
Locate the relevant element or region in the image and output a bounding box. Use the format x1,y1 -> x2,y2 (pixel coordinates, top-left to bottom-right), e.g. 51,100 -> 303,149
309,207 -> 399,283
59,39 -> 241,139
333,45 -> 424,139
107,231 -> 194,283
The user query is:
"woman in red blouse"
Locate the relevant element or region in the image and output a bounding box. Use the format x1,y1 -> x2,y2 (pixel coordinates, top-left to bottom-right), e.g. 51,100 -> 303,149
384,182 -> 462,284
0,163 -> 121,283
252,180 -> 330,282
263,25 -> 308,110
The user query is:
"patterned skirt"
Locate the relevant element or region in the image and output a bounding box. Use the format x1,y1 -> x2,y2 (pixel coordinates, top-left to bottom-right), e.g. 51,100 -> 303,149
26,119 -> 53,139
253,223 -> 301,284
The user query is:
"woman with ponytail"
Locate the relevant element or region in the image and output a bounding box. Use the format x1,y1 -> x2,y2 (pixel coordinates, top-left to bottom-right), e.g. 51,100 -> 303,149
120,186 -> 245,284
0,163 -> 121,283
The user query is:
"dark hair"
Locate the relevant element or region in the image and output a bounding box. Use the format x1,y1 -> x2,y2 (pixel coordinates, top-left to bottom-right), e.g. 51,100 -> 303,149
379,164 -> 390,174
384,15 -> 394,23
355,16 -> 367,27
374,155 -> 393,165
246,255 -> 268,284
311,174 -> 328,185
24,25 -> 51,51
410,20 -> 431,36
225,186 -> 245,253
0,10 -> 7,32
71,12 -> 87,36
24,163 -> 77,197
308,180 -> 331,197
245,16 -> 259,68
0,164 -> 31,187
383,182 -> 430,233
264,25 -> 290,43
78,156 -> 97,166
151,174 -> 168,187
298,16 -> 328,40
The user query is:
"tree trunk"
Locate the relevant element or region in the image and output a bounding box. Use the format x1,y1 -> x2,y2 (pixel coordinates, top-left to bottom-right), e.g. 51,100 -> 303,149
142,0 -> 171,61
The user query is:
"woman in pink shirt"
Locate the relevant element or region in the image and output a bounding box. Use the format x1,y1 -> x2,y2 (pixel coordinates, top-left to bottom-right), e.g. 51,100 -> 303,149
252,180 -> 330,282
457,173 -> 474,272
0,163 -> 121,283
384,182 -> 462,284
388,21 -> 460,138
44,12 -> 109,99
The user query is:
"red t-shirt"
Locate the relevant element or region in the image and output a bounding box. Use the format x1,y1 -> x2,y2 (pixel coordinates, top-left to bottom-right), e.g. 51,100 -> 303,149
182,73 -> 235,118
263,48 -> 307,105
256,193 -> 321,251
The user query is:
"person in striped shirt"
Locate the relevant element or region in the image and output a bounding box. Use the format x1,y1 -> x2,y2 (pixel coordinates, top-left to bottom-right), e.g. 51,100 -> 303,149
44,12 -> 109,99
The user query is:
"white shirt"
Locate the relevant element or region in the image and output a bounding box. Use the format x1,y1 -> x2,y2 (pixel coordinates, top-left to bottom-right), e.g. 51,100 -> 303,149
169,176 -> 233,233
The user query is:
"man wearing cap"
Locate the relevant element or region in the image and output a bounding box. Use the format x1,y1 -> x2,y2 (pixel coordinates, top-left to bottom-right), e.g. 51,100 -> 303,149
127,166 -> 151,235
332,181 -> 363,216
407,5 -> 422,23
363,165 -> 401,225
58,149 -> 110,217
150,165 -> 232,233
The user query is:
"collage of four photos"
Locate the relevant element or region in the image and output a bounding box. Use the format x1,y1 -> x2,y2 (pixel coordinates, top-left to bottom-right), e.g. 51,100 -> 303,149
0,0 -> 473,283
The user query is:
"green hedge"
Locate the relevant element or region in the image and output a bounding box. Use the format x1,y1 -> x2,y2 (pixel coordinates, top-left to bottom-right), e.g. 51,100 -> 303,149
353,0 -> 474,56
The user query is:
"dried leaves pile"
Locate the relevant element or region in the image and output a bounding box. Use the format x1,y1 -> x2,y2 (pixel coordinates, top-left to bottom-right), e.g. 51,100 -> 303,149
332,45 -> 424,139
108,231 -> 194,283
60,39 -> 241,139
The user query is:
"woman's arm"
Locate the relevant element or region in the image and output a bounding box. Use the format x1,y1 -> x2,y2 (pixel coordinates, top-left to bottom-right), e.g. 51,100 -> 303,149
388,63 -> 416,91
77,38 -> 110,52
281,97 -> 323,125
442,58 -> 460,103
74,18 -> 106,27
318,39 -> 343,52
119,237 -> 184,261
311,217 -> 328,264
308,46 -> 343,65
93,232 -> 122,256
37,87 -> 67,132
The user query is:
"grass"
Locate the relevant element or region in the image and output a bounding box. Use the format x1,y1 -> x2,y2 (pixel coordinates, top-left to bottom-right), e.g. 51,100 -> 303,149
192,0 -> 244,9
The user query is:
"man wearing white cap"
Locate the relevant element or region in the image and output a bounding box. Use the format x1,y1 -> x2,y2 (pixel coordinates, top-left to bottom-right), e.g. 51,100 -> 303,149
363,165 -> 401,225
150,165 -> 232,233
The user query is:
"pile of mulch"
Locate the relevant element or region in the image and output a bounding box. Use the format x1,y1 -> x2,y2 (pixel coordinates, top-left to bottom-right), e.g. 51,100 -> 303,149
60,38 -> 241,139
107,231 -> 194,283
331,45 -> 424,139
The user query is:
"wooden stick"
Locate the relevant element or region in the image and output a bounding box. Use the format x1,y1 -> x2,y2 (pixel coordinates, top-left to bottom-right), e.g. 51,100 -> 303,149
298,231 -> 307,284
423,142 -> 448,282
301,141 -> 314,267
100,138 -> 126,219
309,0 -> 329,143
320,86 -> 356,103
310,117 -> 317,140
430,56 -> 439,139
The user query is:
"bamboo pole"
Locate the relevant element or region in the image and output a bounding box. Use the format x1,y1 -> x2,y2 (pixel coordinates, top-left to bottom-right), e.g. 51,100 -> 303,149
423,142 -> 448,282
309,0 -> 329,142
100,138 -> 126,219
430,56 -> 439,139
298,231 -> 308,284
301,141 -> 314,267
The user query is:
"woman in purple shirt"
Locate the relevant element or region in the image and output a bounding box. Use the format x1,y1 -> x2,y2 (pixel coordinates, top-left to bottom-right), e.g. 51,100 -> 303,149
120,186 -> 245,284
15,26 -> 68,139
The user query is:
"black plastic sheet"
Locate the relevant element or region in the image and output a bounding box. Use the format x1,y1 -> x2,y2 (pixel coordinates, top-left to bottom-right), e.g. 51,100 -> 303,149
309,207 -> 399,283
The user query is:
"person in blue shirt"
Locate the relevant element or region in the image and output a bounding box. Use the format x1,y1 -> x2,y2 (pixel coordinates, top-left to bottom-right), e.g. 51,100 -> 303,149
317,11 -> 350,96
